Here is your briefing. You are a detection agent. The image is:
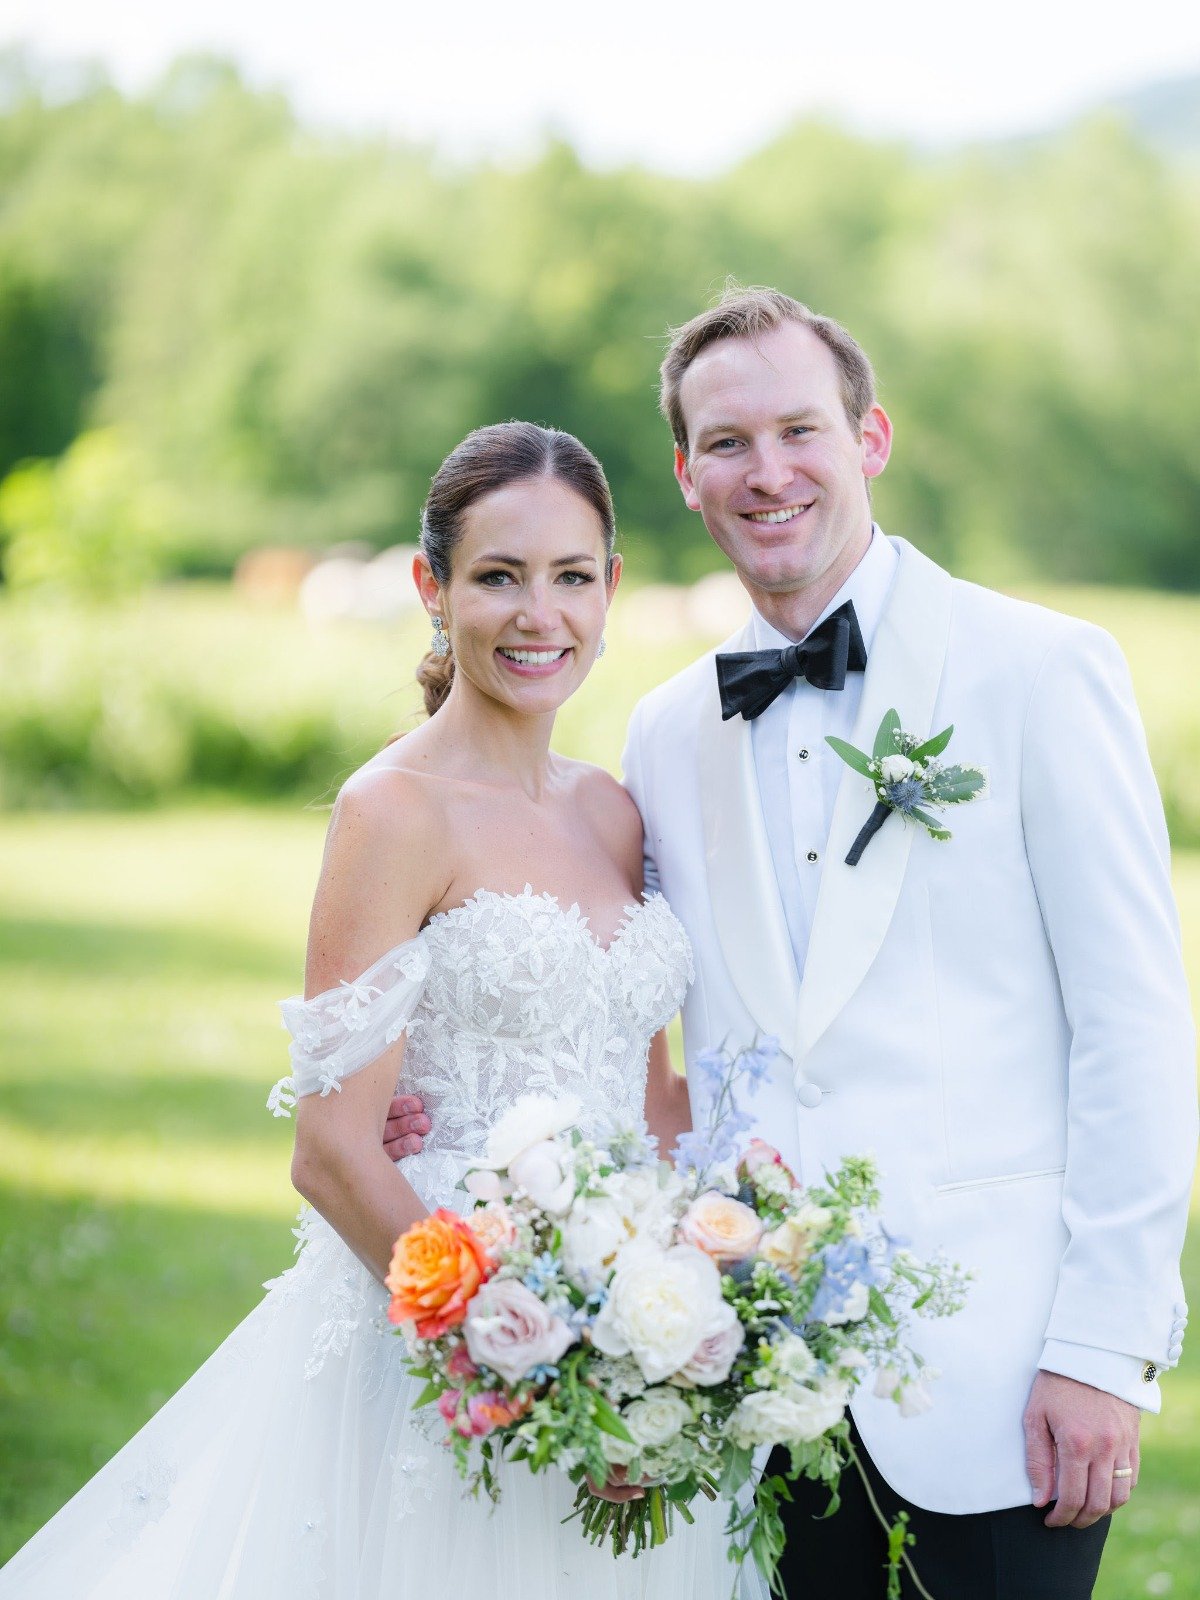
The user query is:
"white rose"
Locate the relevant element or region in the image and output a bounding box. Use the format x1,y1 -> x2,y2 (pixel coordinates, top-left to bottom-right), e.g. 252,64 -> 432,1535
590,1241 -> 726,1384
730,1377 -> 851,1448
623,1388 -> 693,1449
484,1093 -> 583,1169
677,1300 -> 745,1387
880,754 -> 915,783
823,1280 -> 869,1326
464,1168 -> 508,1202
598,1428 -> 637,1467
508,1140 -> 575,1215
561,1197 -> 630,1283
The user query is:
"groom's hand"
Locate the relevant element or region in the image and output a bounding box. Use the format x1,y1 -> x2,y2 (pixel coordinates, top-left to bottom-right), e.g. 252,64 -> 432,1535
383,1093 -> 430,1160
1023,1371 -> 1140,1529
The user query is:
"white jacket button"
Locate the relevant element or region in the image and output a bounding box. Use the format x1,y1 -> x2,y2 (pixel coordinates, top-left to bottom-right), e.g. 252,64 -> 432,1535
797,1082 -> 823,1109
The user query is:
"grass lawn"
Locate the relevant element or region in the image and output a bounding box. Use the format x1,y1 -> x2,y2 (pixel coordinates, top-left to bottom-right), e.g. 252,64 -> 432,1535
0,806 -> 1198,1595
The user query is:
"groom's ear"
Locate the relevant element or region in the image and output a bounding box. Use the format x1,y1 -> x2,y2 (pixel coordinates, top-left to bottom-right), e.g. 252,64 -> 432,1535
674,446 -> 701,511
860,405 -> 893,481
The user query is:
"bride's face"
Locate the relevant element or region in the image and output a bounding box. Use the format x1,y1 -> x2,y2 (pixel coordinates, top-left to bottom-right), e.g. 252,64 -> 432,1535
430,475 -> 619,716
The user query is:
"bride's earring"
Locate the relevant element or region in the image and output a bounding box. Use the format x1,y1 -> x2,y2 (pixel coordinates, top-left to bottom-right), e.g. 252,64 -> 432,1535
430,616 -> 451,658
597,635 -> 607,659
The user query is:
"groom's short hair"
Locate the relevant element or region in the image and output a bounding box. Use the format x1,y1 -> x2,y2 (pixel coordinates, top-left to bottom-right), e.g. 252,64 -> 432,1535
660,284 -> 876,454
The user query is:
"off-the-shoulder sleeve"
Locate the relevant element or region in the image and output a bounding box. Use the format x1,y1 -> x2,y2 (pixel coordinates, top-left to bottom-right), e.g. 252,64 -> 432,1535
267,936 -> 430,1117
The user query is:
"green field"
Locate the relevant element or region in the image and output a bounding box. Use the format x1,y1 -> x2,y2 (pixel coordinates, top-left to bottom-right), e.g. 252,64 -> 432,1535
0,805 -> 1198,1593
2,579 -> 1199,1591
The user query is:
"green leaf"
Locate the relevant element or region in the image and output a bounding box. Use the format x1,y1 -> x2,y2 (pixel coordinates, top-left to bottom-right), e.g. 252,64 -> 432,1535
411,1380 -> 442,1409
592,1395 -> 634,1443
872,709 -> 902,760
910,724 -> 954,761
825,736 -> 874,778
910,806 -> 952,840
927,765 -> 988,804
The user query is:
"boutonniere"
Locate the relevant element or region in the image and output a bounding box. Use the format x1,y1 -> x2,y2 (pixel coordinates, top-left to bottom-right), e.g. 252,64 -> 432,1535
827,709 -> 988,866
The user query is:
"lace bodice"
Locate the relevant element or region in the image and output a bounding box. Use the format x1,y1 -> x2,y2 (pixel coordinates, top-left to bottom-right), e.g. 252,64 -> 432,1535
273,888 -> 693,1201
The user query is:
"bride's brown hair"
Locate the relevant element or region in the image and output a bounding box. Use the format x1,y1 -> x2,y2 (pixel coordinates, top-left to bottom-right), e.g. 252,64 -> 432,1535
416,422 -> 617,717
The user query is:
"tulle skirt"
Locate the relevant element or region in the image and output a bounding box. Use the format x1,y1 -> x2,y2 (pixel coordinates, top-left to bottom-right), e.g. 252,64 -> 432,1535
0,1165 -> 764,1600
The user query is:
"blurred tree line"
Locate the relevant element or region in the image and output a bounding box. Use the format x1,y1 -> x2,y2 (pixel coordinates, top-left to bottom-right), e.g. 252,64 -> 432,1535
1,48 -> 1198,590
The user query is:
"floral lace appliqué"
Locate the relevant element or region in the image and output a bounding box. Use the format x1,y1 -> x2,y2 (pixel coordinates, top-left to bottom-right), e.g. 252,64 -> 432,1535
107,1454 -> 177,1547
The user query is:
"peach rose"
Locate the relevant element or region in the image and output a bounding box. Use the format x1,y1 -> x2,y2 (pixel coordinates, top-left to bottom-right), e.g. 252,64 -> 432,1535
468,1201 -> 518,1258
759,1202 -> 833,1275
678,1192 -> 763,1264
386,1208 -> 495,1339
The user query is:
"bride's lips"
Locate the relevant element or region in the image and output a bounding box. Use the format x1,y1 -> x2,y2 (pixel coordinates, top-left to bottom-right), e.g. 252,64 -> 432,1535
495,646 -> 573,679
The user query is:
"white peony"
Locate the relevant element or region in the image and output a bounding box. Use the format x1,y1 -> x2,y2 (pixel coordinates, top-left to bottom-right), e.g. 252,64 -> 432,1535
590,1241 -> 726,1384
561,1197 -> 631,1283
484,1093 -> 582,1169
880,754 -> 916,783
508,1140 -> 575,1215
623,1388 -> 693,1449
729,1377 -> 851,1448
603,1166 -> 684,1249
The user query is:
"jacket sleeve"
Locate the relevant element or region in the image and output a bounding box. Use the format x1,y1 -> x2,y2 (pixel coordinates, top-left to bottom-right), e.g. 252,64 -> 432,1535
1020,622 -> 1196,1390
621,698 -> 661,896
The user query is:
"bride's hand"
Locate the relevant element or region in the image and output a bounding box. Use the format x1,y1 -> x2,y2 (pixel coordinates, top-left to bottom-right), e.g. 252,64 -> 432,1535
585,1465 -> 646,1503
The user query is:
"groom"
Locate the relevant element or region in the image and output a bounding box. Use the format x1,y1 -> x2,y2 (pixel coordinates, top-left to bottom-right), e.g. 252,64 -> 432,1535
616,286 -> 1197,1596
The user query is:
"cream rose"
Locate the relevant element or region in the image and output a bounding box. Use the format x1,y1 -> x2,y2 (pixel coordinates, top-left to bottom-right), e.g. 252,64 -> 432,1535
463,1277 -> 574,1384
590,1241 -> 726,1384
508,1140 -> 575,1215
467,1201 -> 518,1256
623,1389 -> 693,1449
880,754 -> 916,783
758,1202 -> 832,1275
484,1093 -> 582,1169
677,1192 -> 763,1264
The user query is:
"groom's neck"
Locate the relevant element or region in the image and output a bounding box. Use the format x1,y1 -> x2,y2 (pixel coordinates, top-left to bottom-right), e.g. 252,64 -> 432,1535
743,526 -> 873,643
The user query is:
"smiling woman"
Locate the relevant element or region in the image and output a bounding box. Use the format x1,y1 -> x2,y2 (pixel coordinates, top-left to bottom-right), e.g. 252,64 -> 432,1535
412,421 -> 620,717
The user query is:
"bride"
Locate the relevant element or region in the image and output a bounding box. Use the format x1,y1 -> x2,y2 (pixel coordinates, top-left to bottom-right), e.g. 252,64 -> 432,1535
0,422 -> 762,1599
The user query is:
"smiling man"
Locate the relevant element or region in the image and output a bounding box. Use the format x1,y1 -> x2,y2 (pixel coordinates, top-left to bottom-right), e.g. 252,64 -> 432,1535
618,285 -> 1197,1598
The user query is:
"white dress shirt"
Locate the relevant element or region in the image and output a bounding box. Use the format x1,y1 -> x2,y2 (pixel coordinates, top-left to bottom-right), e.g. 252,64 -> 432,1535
750,526 -> 898,979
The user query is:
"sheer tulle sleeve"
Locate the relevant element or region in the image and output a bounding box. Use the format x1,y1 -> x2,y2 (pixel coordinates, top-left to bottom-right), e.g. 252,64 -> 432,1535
267,937 -> 430,1117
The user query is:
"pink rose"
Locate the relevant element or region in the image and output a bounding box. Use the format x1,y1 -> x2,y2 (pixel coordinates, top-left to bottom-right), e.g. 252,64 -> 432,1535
465,1390 -> 528,1436
678,1192 -> 763,1263
436,1388 -> 472,1436
464,1277 -> 575,1385
446,1345 -> 480,1381
738,1139 -> 799,1187
678,1301 -> 745,1387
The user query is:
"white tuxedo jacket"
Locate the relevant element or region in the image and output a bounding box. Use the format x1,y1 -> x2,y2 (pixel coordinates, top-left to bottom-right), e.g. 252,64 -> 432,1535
623,538 -> 1197,1513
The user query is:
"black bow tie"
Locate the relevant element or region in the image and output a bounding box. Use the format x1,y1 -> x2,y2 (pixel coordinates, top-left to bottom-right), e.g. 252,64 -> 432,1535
716,601 -> 868,721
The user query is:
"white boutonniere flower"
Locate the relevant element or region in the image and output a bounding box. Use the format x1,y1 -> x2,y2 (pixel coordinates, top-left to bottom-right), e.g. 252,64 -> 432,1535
827,709 -> 988,865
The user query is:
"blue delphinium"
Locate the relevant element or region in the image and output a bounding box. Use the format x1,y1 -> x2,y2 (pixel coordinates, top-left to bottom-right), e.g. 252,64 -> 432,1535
809,1237 -> 883,1323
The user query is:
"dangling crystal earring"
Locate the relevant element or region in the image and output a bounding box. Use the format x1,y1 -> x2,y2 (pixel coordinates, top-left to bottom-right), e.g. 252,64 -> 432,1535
597,635 -> 607,659
430,616 -> 450,658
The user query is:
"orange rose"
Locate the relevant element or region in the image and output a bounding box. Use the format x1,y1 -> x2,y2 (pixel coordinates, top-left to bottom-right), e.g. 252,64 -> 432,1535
386,1209 -> 495,1338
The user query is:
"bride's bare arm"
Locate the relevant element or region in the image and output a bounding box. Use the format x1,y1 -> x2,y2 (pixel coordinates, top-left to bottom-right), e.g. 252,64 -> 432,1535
643,1029 -> 691,1158
290,769 -> 451,1283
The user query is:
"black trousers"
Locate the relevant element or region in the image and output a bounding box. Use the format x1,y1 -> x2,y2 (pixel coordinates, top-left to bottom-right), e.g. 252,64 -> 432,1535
765,1426 -> 1110,1600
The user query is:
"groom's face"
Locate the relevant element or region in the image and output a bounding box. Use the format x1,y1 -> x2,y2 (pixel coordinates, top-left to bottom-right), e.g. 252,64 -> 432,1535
673,321 -> 891,602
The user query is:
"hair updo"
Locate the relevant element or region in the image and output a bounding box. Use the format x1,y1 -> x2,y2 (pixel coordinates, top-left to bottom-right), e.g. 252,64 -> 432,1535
415,421 -> 617,716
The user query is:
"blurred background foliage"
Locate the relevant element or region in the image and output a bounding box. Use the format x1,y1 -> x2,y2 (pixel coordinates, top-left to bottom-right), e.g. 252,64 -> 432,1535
1,46 -> 1199,595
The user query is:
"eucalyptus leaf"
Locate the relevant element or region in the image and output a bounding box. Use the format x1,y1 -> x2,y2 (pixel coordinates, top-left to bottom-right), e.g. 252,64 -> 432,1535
825,735 -> 874,778
910,724 -> 954,761
872,708 -> 902,760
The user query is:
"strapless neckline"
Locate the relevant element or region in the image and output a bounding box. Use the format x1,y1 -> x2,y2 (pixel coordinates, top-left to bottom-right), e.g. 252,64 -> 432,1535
423,883 -> 663,957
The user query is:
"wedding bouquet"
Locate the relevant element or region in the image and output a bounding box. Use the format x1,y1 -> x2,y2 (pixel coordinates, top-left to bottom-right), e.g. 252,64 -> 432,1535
386,1042 -> 969,1597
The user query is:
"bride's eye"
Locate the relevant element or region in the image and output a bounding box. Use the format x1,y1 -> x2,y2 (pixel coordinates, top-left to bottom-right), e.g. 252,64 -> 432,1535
477,570 -> 515,587
558,571 -> 596,586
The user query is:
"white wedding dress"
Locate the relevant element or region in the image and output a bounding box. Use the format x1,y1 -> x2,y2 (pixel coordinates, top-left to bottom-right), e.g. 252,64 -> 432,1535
0,887 -> 764,1599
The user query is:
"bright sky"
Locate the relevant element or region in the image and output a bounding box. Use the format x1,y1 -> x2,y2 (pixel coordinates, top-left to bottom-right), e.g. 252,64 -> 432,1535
6,0 -> 1200,173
